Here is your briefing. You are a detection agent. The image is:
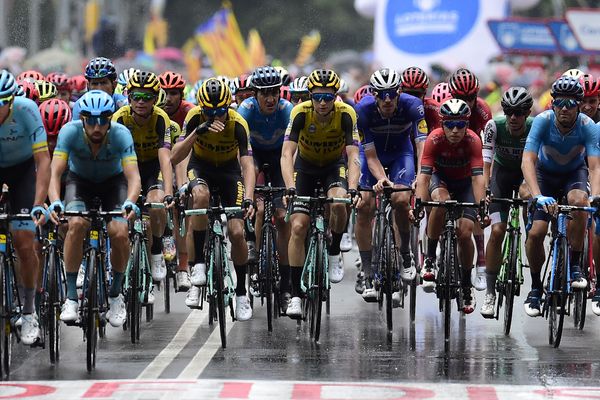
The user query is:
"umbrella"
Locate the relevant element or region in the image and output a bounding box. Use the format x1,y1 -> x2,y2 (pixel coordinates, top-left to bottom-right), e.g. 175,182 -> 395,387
23,47 -> 82,74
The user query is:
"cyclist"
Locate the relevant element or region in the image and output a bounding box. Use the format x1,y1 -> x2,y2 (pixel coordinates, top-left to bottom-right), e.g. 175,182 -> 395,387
232,73 -> 254,104
0,70 -> 51,345
522,76 -> 600,317
46,73 -> 72,103
70,75 -> 87,102
410,99 -> 485,314
237,66 -> 293,309
480,87 -> 534,317
116,67 -> 139,96
112,71 -> 174,297
354,84 -> 373,104
49,90 -> 141,328
158,71 -> 195,127
171,78 -> 256,320
579,74 -> 600,123
35,80 -> 58,103
289,76 -> 310,106
337,79 -> 354,106
17,81 -> 39,103
400,66 -> 440,131
448,68 -> 492,291
281,69 -> 362,318
39,99 -> 72,156
354,68 -> 427,303
431,82 -> 452,104
72,57 -> 127,120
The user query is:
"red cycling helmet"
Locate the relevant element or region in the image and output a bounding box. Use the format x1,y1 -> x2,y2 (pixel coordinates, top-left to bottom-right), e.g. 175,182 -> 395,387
47,72 -> 71,91
17,70 -> 44,83
353,84 -> 373,104
580,74 -> 600,98
431,82 -> 452,104
401,67 -> 430,90
39,99 -> 72,136
233,73 -> 252,93
280,86 -> 292,102
19,81 -> 39,103
449,68 -> 479,97
71,75 -> 87,92
159,71 -> 186,90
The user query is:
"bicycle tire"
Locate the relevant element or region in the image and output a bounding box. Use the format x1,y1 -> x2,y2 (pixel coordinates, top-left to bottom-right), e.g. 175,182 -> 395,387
86,251 -> 98,372
409,223 -> 420,323
384,224 -> 393,333
164,266 -> 171,314
0,255 -> 5,378
503,230 -> 519,336
128,237 -> 141,344
213,236 -> 227,348
263,226 -> 274,332
314,232 -> 325,342
48,248 -> 61,364
574,229 -> 589,330
1,254 -> 14,378
549,237 -> 567,347
442,234 -> 454,351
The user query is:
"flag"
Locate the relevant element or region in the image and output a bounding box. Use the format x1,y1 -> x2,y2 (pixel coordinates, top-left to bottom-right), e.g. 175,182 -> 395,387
195,4 -> 251,77
84,0 -> 100,43
248,29 -> 266,68
144,14 -> 168,55
295,31 -> 321,67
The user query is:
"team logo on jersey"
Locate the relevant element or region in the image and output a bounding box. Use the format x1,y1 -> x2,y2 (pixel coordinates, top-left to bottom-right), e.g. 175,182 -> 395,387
308,124 -> 316,134
418,120 -> 428,134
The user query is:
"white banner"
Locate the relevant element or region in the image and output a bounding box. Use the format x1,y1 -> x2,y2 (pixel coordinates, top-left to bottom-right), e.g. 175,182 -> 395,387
566,9 -> 600,51
374,0 -> 507,74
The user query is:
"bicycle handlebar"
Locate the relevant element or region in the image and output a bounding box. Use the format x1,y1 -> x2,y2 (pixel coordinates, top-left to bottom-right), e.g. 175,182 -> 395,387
185,206 -> 242,216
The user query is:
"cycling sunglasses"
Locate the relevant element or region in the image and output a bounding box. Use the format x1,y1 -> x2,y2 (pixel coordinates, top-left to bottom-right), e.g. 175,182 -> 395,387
455,94 -> 477,102
85,67 -> 112,79
375,89 -> 399,100
291,94 -> 310,103
0,95 -> 13,107
84,115 -> 110,126
503,108 -> 528,117
203,107 -> 228,117
311,93 -> 336,103
552,98 -> 579,109
443,120 -> 468,129
130,92 -> 157,102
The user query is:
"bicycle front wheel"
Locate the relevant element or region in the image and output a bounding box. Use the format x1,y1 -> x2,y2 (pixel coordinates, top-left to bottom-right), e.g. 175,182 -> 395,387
409,222 -> 420,323
549,237 -> 567,348
503,230 -> 519,336
441,234 -> 455,351
574,229 -> 590,330
47,248 -> 61,364
262,226 -> 275,332
384,224 -> 394,334
313,232 -> 325,343
86,251 -> 98,372
213,236 -> 227,349
128,237 -> 141,344
0,255 -> 6,378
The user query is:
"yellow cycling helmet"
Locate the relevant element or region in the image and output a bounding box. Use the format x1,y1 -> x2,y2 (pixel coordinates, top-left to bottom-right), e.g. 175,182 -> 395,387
307,69 -> 340,92
197,78 -> 232,108
35,80 -> 58,102
156,88 -> 167,108
127,70 -> 160,94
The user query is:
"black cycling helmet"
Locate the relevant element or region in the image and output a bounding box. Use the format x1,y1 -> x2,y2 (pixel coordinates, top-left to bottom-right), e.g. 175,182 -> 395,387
84,57 -> 117,80
551,76 -> 584,101
197,78 -> 232,108
251,66 -> 282,90
501,87 -> 533,110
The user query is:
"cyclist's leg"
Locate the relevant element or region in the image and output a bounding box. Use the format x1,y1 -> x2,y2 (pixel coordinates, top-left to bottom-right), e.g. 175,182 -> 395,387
565,166 -> 589,288
325,163 -> 348,283
140,160 -> 167,281
356,156 -> 376,291
187,170 -> 210,288
423,174 -> 448,281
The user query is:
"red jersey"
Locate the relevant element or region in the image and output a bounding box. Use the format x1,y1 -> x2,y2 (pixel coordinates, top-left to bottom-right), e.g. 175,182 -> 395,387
169,100 -> 195,127
469,97 -> 492,136
423,97 -> 441,131
420,128 -> 483,181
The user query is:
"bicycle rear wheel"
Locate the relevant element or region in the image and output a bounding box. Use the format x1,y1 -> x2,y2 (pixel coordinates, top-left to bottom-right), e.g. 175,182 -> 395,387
1,255 -> 15,378
86,252 -> 98,372
128,238 -> 141,344
47,248 -> 61,364
262,226 -> 274,332
574,229 -> 589,330
409,223 -> 420,323
164,264 -> 172,314
549,237 -> 567,348
503,231 -> 518,336
440,234 -> 454,352
313,233 -> 325,342
213,237 -> 227,348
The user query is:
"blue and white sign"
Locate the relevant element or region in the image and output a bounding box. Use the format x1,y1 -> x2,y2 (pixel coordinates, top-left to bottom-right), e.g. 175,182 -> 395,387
374,0 -> 507,74
488,20 -> 557,53
566,9 -> 600,52
547,20 -> 587,54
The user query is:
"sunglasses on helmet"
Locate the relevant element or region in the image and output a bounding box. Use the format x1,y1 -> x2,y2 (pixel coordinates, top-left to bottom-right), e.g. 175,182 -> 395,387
203,107 -> 228,117
443,120 -> 468,129
375,89 -> 399,100
130,92 -> 157,102
84,115 -> 110,126
85,67 -> 112,79
0,95 -> 13,107
552,98 -> 579,109
311,93 -> 336,103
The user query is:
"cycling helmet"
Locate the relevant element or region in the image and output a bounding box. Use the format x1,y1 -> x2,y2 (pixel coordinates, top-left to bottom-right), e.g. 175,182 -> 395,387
274,66 -> 291,86
197,78 -> 232,108
449,68 -> 479,97
251,66 -> 282,89
431,82 -> 452,104
400,67 -> 430,90
156,88 -> 167,108
117,68 -> 139,86
307,69 -> 340,92
16,70 -> 44,83
78,90 -> 115,117
501,86 -> 533,110
35,80 -> 58,102
551,76 -> 584,101
47,73 -> 71,91
71,75 -> 88,92
39,99 -> 72,136
353,84 -> 373,103
338,79 -> 349,95
0,70 -> 18,97
369,68 -> 401,91
280,86 -> 292,102
563,68 -> 584,79
232,73 -> 252,94
159,71 -> 186,90
127,70 -> 160,94
84,57 -> 117,80
580,74 -> 600,98
18,81 -> 39,102
216,75 -> 231,89
289,76 -> 309,93
439,98 -> 471,120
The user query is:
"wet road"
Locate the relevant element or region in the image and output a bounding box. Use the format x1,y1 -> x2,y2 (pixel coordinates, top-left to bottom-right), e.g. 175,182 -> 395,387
4,247 -> 600,398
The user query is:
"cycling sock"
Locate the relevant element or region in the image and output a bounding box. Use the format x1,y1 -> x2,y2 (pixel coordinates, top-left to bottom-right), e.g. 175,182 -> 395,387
193,230 -> 206,263
531,271 -> 543,291
280,264 -> 291,292
109,271 -> 124,297
234,264 -> 247,296
359,250 -> 372,277
426,237 -> 438,259
474,234 -> 485,267
22,287 -> 36,314
571,250 -> 582,269
151,235 -> 163,255
486,272 -> 497,295
291,267 -> 302,297
399,229 -> 410,253
66,272 -> 78,300
329,231 -> 343,256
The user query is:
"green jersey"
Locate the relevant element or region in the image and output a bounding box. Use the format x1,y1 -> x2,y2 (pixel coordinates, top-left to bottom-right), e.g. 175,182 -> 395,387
482,116 -> 533,170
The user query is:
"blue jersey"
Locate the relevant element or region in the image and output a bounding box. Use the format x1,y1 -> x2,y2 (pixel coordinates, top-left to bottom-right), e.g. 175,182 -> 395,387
0,96 -> 48,168
236,97 -> 293,151
524,110 -> 600,173
355,93 -> 427,164
53,121 -> 137,183
71,93 -> 128,120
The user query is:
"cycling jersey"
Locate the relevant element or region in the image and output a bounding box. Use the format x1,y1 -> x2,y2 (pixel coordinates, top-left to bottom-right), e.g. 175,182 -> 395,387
420,128 -> 483,181
483,116 -> 533,170
169,120 -> 182,145
0,96 -> 48,168
468,97 -> 492,135
524,110 -> 600,173
168,100 -> 195,127
285,101 -> 359,167
423,97 -> 441,131
71,92 -> 127,120
112,105 -> 172,163
53,121 -> 137,183
181,107 -> 251,167
236,97 -> 293,151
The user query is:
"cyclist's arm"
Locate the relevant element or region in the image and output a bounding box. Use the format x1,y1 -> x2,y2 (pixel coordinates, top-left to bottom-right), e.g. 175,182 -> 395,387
123,161 -> 142,203
281,111 -> 305,189
235,121 -> 255,201
158,115 -> 173,196
33,146 -> 51,206
470,132 -> 485,202
482,119 -> 496,188
588,156 -> 600,197
171,114 -> 201,165
411,103 -> 428,174
415,136 -> 435,200
48,156 -> 67,204
342,112 -> 360,190
364,146 -> 386,182
175,152 -> 190,188
521,116 -> 544,197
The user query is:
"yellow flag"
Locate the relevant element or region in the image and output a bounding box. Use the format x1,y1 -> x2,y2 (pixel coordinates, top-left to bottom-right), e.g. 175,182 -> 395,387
295,31 -> 321,67
84,0 -> 100,43
248,29 -> 266,68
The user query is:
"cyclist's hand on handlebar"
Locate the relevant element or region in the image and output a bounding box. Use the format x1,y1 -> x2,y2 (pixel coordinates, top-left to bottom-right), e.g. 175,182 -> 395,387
163,194 -> 175,209
534,195 -> 557,216
48,200 -> 65,225
122,199 -> 139,221
373,178 -> 393,194
348,188 -> 362,208
31,204 -> 49,227
243,198 -> 255,220
283,187 -> 296,208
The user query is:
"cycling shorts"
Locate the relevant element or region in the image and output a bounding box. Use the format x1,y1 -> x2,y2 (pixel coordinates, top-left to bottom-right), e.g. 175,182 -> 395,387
429,174 -> 477,222
292,156 -> 348,215
64,171 -> 128,222
489,165 -> 524,224
533,165 -> 588,222
359,151 -> 415,188
139,159 -> 163,194
0,157 -> 36,231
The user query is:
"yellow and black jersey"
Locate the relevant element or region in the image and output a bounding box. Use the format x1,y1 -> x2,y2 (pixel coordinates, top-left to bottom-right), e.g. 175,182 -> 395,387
181,107 -> 252,167
169,120 -> 182,145
112,105 -> 171,163
285,101 -> 359,167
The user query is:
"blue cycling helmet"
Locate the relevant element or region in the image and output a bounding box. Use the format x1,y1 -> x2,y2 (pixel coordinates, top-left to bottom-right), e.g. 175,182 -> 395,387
251,66 -> 282,89
0,70 -> 18,98
85,57 -> 117,80
77,90 -> 114,117
551,76 -> 584,101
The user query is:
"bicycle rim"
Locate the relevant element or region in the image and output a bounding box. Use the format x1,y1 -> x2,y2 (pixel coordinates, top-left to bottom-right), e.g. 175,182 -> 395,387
264,227 -> 274,332
384,225 -> 393,333
314,233 -> 325,343
86,252 -> 98,372
128,238 -> 140,344
214,237 -> 227,349
503,232 -> 518,336
549,238 -> 567,347
443,235 -> 453,351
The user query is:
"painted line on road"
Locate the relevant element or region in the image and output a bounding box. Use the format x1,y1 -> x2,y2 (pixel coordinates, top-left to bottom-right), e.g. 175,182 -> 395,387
177,319 -> 235,379
137,307 -> 208,379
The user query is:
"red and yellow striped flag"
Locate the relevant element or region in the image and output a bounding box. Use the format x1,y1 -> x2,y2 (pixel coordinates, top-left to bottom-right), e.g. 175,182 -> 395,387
248,29 -> 266,68
295,30 -> 321,67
